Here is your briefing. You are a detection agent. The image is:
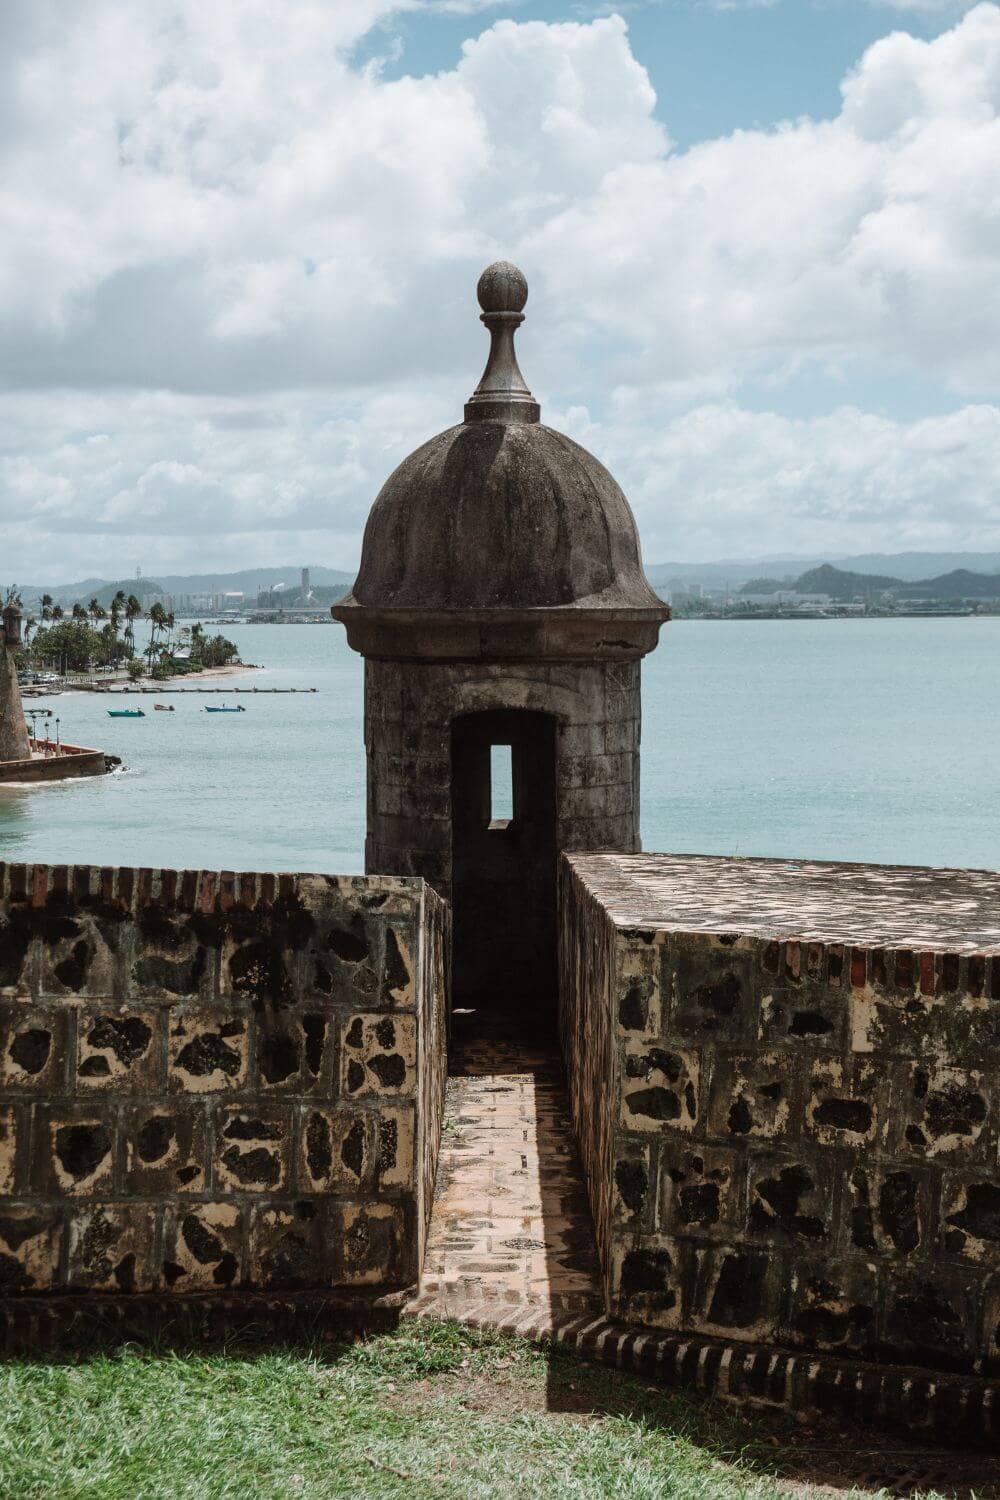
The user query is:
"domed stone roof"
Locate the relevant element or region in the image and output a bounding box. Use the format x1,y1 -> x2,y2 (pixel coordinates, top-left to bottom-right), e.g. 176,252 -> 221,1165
342,262 -> 665,617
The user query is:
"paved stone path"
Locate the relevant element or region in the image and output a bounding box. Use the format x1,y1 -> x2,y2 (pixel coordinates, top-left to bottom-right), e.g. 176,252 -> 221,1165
420,1032 -> 603,1312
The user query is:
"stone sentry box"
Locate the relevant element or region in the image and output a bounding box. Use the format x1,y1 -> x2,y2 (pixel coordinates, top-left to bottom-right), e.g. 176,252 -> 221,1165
333,261 -> 667,1014
560,852 -> 1000,1379
0,862 -> 446,1298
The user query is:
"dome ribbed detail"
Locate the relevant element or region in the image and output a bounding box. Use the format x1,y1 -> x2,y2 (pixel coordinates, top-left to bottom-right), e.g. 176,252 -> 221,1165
351,419 -> 662,612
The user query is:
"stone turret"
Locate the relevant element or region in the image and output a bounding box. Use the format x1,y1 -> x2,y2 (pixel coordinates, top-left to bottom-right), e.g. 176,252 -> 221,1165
334,263 -> 668,1019
0,600 -> 31,763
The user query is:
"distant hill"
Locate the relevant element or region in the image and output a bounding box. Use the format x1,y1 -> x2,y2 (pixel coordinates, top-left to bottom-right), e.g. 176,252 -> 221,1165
901,569 -> 1000,600
793,565 -> 903,598
647,551 -> 1000,589
10,566 -> 356,611
84,579 -> 166,609
739,562 -> 1000,602
153,567 -> 355,594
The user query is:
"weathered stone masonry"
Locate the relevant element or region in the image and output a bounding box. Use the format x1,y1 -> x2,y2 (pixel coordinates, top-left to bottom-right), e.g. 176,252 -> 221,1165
560,852 -> 1000,1380
364,658 -> 643,902
0,862 -> 446,1297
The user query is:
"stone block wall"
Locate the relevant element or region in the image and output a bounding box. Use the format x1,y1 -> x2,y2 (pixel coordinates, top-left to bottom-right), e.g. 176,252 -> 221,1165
560,852 -> 1000,1379
364,658 -> 641,903
0,862 -> 447,1299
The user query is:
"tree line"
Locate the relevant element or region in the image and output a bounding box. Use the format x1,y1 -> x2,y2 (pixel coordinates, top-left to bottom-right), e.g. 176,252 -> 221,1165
19,591 -> 239,677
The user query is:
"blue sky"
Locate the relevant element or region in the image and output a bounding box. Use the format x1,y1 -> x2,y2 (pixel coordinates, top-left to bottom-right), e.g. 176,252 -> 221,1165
364,1 -> 958,147
2,0 -> 999,577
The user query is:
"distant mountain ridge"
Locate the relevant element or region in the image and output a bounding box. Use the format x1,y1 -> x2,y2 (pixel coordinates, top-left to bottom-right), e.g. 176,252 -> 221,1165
743,562 -> 1000,601
646,551 -> 1000,589
9,554 -> 1000,608
9,566 -> 356,609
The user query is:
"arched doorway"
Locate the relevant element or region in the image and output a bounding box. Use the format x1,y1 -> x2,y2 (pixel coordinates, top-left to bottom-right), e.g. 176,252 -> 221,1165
450,709 -> 557,1025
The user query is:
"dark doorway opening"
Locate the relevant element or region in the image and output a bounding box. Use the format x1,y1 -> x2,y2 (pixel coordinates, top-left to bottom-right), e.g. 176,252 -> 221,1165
451,709 -> 557,1026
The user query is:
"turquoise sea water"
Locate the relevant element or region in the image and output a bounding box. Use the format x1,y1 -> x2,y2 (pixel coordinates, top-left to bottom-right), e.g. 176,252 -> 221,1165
1,619 -> 998,874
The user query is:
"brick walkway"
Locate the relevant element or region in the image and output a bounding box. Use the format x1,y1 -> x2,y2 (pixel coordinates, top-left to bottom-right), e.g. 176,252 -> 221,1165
420,1031 -> 603,1312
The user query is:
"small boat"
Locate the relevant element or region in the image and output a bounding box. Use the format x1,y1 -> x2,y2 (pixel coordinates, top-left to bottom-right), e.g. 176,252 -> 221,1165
108,708 -> 145,718
154,703 -> 175,712
205,704 -> 245,713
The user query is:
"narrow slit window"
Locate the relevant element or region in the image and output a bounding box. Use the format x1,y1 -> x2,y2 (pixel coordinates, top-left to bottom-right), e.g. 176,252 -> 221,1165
490,743 -> 513,825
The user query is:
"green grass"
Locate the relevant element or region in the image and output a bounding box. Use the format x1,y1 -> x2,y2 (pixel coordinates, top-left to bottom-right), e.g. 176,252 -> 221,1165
0,1320 -> 988,1499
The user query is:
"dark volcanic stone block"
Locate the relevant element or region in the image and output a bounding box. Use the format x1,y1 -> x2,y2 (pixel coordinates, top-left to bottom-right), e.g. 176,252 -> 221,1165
214,1108 -> 290,1194
689,1242 -> 783,1342
846,1165 -> 929,1259
892,1061 -> 992,1163
612,1237 -> 683,1330
162,1202 -> 243,1291
125,1104 -> 208,1194
250,1201 -> 325,1289
77,1009 -> 162,1092
707,1051 -> 795,1141
0,1204 -> 63,1293
668,938 -> 756,1043
37,1105 -> 116,1196
657,1142 -> 740,1238
339,1013 -> 416,1098
747,1155 -> 833,1243
612,1141 -> 652,1225
881,1271 -> 984,1373
168,1012 -> 249,1093
0,1005 -> 68,1093
299,1107 -> 371,1192
782,1260 -> 878,1356
805,1058 -> 884,1149
67,1203 -> 155,1292
331,1201 -> 408,1286
620,1040 -> 699,1133
940,1174 -> 1000,1261
759,981 -> 846,1049
132,907 -> 212,998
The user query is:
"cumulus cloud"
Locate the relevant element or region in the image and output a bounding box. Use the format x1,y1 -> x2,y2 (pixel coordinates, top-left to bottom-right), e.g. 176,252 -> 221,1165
2,0 -> 1000,576
5,382 -> 998,580
585,398 -> 1000,561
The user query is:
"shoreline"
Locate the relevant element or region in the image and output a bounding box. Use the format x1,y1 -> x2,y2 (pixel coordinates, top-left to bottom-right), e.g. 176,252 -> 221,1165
70,662 -> 263,693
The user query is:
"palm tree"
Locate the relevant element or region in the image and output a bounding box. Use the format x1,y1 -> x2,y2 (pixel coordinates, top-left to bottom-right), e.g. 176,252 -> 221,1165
124,595 -> 141,657
146,601 -> 167,668
72,602 -> 87,621
40,593 -> 53,622
88,597 -> 106,624
51,604 -> 64,621
108,591 -> 125,667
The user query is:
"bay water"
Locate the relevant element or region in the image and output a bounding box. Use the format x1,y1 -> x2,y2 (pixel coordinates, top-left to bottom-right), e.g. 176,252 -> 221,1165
1,618 -> 997,875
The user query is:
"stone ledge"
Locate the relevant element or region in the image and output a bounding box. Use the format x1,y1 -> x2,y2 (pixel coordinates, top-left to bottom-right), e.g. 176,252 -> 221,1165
403,1292 -> 1000,1451
567,851 -> 1000,952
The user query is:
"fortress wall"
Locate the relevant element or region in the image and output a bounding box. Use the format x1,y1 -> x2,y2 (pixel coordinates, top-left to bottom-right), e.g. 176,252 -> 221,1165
560,851 -> 1000,1379
0,862 -> 446,1300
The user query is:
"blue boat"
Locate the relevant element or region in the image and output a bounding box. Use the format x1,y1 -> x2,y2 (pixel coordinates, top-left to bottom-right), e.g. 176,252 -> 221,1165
205,704 -> 245,712
107,708 -> 145,718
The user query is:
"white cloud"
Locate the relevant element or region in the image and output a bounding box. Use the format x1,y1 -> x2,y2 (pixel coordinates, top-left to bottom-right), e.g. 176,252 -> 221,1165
3,1 -> 1000,576
5,383 -> 999,581
586,397 -> 1000,561
527,4 -> 1000,395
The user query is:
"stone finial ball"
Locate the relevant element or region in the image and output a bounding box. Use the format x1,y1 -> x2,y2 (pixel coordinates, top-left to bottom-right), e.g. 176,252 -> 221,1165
477,261 -> 528,315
